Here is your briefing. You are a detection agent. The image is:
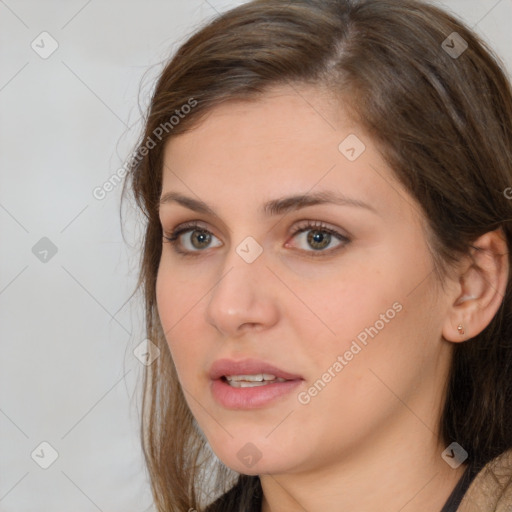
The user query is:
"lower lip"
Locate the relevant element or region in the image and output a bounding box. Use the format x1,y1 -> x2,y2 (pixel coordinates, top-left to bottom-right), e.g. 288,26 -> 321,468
210,378 -> 303,409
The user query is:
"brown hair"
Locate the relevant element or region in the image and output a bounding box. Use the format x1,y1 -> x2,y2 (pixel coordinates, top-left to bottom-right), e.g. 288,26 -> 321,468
123,0 -> 512,510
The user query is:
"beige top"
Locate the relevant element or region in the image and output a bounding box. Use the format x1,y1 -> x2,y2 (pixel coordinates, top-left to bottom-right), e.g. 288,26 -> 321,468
458,449 -> 512,511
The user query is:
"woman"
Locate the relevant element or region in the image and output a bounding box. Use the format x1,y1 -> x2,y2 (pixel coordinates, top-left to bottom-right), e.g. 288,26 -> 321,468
125,0 -> 512,510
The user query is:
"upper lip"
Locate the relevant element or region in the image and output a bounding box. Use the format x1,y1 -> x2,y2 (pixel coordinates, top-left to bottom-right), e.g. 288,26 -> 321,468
209,358 -> 303,381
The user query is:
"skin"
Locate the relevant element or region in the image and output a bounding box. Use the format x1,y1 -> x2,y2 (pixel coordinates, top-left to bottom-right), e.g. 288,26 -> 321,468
155,84 -> 508,511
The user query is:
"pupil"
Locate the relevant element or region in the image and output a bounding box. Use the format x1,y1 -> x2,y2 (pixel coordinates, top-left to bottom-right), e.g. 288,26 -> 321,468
307,230 -> 330,250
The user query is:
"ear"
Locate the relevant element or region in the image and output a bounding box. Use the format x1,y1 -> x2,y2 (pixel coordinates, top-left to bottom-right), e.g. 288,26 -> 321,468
442,228 -> 509,342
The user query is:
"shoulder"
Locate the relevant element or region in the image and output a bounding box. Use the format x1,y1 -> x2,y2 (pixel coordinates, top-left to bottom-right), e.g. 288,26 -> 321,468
458,448 -> 512,511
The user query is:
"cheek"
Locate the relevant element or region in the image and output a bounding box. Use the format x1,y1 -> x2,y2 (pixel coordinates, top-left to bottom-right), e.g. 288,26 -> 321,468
308,290 -> 437,423
155,258 -> 205,332
287,264 -> 396,352
289,246 -> 433,387
155,264 -> 204,377
290,301 -> 427,448
155,266 -> 176,335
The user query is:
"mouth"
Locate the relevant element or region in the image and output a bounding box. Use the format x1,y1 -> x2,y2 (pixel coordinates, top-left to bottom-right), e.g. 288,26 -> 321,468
209,357 -> 303,381
209,358 -> 304,409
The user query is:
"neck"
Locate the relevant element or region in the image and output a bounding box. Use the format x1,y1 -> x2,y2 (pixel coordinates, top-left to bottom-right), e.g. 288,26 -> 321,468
259,417 -> 467,512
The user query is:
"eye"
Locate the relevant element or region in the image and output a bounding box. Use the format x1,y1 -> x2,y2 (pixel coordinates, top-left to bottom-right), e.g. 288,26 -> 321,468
163,220 -> 350,257
163,222 -> 222,254
286,220 -> 350,255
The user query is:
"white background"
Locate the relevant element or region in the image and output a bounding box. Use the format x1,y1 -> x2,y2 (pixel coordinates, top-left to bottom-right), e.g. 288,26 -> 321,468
1,0 -> 511,510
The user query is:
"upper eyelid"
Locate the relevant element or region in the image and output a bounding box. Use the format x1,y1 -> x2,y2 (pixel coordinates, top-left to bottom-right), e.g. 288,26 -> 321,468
164,219 -> 345,237
164,220 -> 211,235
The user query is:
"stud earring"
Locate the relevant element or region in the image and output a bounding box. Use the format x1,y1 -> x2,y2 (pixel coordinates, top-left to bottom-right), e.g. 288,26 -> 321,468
457,324 -> 465,335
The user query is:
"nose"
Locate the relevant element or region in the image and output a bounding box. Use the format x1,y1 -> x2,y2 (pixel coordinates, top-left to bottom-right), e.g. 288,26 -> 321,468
205,245 -> 280,337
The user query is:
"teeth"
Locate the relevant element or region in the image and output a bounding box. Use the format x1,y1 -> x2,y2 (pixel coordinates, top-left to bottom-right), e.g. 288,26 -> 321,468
225,374 -> 278,382
224,374 -> 288,387
229,380 -> 273,388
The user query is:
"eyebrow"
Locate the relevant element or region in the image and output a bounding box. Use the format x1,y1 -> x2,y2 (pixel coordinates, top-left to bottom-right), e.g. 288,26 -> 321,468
159,190 -> 378,217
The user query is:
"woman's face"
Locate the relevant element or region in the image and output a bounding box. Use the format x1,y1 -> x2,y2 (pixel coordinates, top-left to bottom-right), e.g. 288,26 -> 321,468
156,84 -> 456,475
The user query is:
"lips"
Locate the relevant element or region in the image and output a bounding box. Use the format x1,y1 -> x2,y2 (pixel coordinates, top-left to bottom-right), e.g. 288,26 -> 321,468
209,358 -> 304,409
209,358 -> 303,382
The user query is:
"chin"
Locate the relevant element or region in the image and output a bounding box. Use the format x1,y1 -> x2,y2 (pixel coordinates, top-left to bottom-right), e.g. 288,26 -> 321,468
223,458 -> 289,476
210,441 -> 301,477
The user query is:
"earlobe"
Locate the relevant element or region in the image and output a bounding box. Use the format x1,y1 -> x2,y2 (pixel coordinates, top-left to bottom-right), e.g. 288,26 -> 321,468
442,228 -> 509,343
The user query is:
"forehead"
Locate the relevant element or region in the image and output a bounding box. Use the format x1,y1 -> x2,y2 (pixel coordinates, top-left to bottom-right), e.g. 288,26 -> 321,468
160,84 -> 418,225
164,84 -> 343,167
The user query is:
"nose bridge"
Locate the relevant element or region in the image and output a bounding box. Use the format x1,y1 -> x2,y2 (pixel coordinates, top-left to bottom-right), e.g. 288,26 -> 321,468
205,238 -> 278,334
217,234 -> 267,292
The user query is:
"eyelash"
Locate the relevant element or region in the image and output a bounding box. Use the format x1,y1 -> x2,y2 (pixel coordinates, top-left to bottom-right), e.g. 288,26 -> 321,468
163,220 -> 350,258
